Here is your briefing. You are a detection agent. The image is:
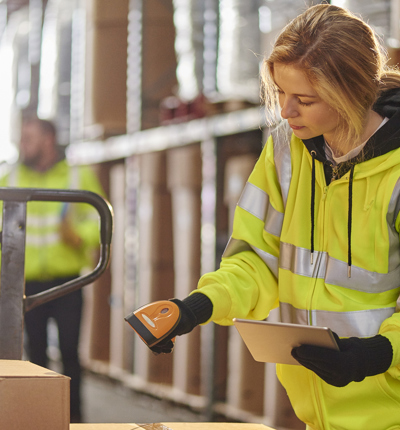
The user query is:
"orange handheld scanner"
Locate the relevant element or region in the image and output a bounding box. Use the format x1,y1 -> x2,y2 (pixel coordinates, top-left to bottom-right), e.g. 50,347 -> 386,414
124,301 -> 181,348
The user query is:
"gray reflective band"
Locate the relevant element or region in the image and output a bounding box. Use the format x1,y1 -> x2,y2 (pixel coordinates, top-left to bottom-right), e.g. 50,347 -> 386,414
237,182 -> 284,237
280,242 -> 400,294
70,165 -> 80,189
265,203 -> 284,237
222,237 -> 279,278
326,256 -> 400,293
280,302 -> 395,338
280,242 -> 327,279
7,165 -> 17,187
222,237 -> 253,257
387,177 -> 400,272
252,246 -> 279,278
271,123 -> 292,208
237,182 -> 268,221
26,232 -> 60,247
27,213 -> 61,227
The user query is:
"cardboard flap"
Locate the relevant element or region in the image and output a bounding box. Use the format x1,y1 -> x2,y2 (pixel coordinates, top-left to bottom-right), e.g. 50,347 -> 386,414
0,360 -> 67,379
70,425 -> 274,430
162,425 -> 273,430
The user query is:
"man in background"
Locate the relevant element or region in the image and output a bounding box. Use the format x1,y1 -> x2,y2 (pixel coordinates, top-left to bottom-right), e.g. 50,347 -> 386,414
0,117 -> 105,423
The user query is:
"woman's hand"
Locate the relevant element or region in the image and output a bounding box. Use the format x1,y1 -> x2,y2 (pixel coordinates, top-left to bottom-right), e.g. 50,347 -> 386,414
291,332 -> 393,387
149,299 -> 199,354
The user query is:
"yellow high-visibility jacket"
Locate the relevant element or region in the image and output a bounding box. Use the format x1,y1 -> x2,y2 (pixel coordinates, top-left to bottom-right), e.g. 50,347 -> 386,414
195,112 -> 400,428
0,160 -> 104,281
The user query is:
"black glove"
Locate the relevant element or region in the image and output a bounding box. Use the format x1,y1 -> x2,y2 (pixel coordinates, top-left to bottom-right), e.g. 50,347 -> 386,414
150,298 -> 197,354
150,293 -> 213,355
291,332 -> 393,387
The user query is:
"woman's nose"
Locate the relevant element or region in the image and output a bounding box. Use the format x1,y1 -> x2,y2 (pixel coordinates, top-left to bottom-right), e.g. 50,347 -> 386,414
280,99 -> 298,119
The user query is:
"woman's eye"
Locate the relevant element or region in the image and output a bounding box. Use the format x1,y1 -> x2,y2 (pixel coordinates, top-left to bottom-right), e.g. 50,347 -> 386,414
298,99 -> 313,107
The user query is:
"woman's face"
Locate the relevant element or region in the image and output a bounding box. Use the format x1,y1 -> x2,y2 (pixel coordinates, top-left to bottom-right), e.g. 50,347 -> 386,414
273,63 -> 341,142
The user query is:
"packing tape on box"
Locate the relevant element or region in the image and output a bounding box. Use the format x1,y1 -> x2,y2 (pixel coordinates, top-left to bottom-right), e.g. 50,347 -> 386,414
132,425 -> 173,430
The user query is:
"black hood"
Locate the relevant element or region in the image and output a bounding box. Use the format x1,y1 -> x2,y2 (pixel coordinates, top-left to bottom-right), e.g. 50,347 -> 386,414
302,87 -> 400,182
373,87 -> 400,118
302,88 -> 400,278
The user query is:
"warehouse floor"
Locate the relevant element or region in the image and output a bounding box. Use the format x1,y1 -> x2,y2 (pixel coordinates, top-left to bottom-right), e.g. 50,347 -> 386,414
37,318 -> 205,425
81,370 -> 203,424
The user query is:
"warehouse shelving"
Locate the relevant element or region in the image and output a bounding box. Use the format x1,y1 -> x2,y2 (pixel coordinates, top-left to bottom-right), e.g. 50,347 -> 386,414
7,1 -> 397,429
66,107 -> 267,165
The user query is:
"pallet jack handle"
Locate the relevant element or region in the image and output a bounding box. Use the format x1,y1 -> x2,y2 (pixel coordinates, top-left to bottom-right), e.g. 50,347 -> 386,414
0,187 -> 113,359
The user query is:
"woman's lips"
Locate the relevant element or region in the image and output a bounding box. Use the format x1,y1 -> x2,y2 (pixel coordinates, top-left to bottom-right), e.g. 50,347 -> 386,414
289,124 -> 305,130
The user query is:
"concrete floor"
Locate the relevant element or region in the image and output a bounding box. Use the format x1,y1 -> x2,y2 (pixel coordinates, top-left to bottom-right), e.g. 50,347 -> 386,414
39,320 -> 204,425
81,371 -> 203,425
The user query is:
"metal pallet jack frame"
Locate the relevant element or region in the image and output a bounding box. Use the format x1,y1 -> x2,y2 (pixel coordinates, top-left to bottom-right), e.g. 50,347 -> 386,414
0,187 -> 113,360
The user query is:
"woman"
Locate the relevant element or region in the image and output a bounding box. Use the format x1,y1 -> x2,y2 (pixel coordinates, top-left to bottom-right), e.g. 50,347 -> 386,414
131,4 -> 400,429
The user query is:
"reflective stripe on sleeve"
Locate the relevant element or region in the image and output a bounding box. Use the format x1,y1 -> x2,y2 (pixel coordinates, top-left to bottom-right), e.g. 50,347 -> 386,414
69,165 -> 80,189
237,182 -> 268,221
26,231 -> 60,247
279,301 -> 395,338
27,213 -> 61,228
265,203 -> 284,237
271,124 -> 292,208
237,182 -> 284,237
222,237 -> 279,278
387,177 -> 400,272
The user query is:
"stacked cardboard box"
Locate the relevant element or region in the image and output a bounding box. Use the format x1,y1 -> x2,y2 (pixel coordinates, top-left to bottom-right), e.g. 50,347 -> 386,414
167,144 -> 202,396
0,360 -> 69,430
79,164 -> 112,367
141,0 -> 178,130
134,151 -> 175,385
109,162 -> 134,374
84,0 -> 128,137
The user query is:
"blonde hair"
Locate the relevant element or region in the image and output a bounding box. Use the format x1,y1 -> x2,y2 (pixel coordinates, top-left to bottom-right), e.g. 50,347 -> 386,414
261,4 -> 400,150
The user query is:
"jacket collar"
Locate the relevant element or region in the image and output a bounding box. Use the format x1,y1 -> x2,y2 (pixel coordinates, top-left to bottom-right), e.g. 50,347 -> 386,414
301,88 -> 400,181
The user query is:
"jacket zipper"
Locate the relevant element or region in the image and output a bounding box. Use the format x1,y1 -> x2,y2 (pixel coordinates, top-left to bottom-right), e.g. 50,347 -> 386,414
330,164 -> 339,183
309,163 -> 330,429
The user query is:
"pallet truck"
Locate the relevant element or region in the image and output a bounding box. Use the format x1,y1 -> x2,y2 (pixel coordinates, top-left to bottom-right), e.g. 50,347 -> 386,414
0,187 -> 113,360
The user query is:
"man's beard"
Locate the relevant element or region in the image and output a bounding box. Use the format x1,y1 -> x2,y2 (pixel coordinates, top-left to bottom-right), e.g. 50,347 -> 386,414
20,151 -> 43,169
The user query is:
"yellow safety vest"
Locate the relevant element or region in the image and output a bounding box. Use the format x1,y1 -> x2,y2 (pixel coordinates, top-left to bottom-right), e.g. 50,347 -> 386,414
0,160 -> 104,281
196,127 -> 400,429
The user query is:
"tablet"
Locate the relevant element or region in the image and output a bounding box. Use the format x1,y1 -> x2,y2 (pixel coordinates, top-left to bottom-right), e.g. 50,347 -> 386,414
233,318 -> 339,365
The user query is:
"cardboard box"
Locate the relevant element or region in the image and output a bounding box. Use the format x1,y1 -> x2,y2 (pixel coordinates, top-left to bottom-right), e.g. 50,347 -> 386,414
139,186 -> 174,265
91,0 -> 130,23
167,145 -> 203,190
138,265 -> 175,303
167,145 -> 203,396
0,360 -> 70,430
160,425 -> 274,430
70,424 -> 275,430
133,333 -> 174,385
84,0 -> 128,136
141,0 -> 177,130
172,325 -> 201,396
140,152 -> 168,188
226,327 -> 265,415
170,188 -> 201,273
70,426 -> 135,430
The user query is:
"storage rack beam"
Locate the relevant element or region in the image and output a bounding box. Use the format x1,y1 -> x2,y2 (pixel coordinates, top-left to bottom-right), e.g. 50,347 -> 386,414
66,107 -> 267,165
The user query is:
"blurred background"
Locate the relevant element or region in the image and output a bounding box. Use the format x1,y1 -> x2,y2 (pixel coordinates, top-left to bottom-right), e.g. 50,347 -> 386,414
0,0 -> 399,429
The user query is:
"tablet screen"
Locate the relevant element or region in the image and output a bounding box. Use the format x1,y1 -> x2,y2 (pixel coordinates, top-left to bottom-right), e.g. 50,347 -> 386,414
233,319 -> 339,365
